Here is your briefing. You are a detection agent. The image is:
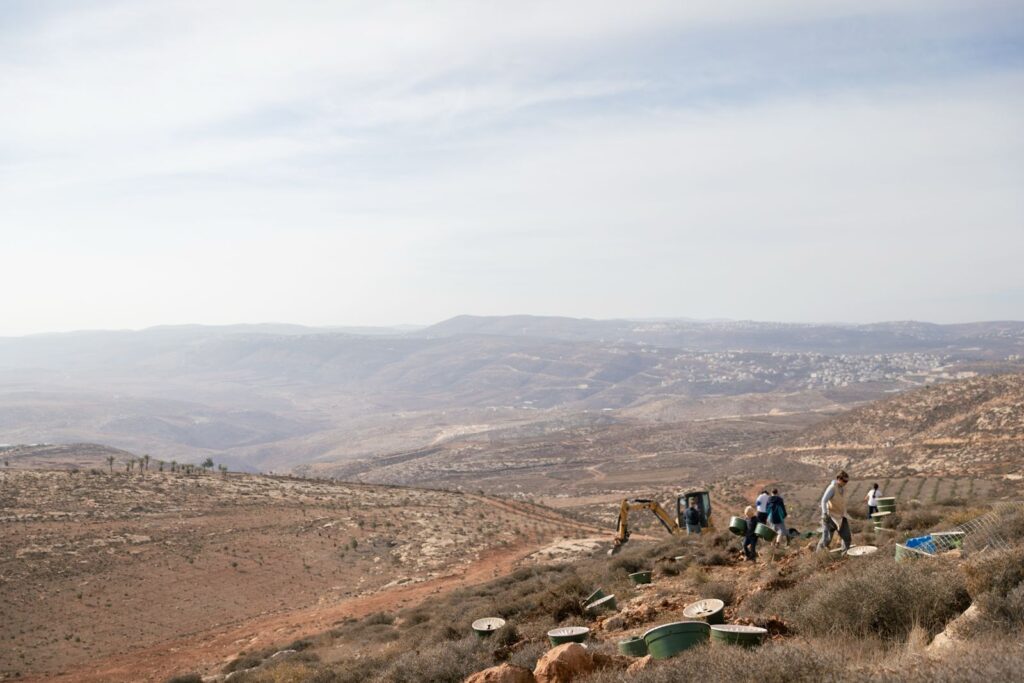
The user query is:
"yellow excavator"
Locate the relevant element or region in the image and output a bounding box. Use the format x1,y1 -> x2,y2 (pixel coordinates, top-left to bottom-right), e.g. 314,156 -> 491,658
609,491 -> 712,554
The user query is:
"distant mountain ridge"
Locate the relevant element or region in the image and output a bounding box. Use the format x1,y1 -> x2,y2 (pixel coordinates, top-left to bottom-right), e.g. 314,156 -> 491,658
417,315 -> 1024,353
0,315 -> 1021,473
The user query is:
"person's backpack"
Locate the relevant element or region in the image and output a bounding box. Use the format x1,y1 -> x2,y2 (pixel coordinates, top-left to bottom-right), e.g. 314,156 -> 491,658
768,497 -> 785,523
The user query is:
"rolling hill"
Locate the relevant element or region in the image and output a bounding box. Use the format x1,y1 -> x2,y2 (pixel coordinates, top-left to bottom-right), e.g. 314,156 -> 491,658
774,373 -> 1024,478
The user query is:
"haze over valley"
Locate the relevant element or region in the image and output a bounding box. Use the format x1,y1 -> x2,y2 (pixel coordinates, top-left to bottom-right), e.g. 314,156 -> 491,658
2,315 -> 1022,487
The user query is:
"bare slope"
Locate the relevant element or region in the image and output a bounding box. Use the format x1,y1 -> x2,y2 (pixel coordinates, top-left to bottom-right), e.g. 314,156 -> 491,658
0,467 -> 600,682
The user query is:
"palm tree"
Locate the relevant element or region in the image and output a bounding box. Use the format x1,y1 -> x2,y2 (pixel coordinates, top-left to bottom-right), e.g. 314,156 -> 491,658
106,455 -> 115,474
170,460 -> 177,473
143,454 -> 150,471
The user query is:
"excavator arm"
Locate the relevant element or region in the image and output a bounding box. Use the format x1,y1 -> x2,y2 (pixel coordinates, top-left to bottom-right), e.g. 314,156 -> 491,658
610,498 -> 682,554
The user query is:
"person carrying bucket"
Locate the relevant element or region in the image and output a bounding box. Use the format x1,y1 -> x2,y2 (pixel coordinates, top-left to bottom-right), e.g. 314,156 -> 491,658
743,505 -> 758,561
765,488 -> 789,546
755,490 -> 770,525
864,482 -> 881,518
817,470 -> 852,552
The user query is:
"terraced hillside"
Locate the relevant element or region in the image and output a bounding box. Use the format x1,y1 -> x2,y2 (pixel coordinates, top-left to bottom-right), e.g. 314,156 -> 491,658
775,373 -> 1024,478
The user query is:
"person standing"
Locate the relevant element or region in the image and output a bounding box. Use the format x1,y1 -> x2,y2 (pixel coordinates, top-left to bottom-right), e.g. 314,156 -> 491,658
865,483 -> 881,519
684,499 -> 702,535
755,490 -> 770,525
817,470 -> 852,552
766,488 -> 789,546
743,505 -> 758,561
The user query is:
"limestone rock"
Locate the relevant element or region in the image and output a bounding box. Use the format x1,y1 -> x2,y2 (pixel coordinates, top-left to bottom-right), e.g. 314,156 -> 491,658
592,651 -> 630,671
601,614 -> 626,631
626,655 -> 653,674
465,663 -> 537,683
928,603 -> 980,651
533,643 -> 594,683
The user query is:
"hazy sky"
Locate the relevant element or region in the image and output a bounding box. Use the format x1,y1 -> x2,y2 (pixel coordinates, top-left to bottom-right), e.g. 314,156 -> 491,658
2,1 -> 1023,335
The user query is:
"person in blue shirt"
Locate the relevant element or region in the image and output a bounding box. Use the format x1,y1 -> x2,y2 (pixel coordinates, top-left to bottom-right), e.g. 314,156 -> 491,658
765,488 -> 789,546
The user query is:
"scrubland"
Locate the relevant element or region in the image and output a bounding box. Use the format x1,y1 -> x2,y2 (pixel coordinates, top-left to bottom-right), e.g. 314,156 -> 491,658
196,501 -> 1024,683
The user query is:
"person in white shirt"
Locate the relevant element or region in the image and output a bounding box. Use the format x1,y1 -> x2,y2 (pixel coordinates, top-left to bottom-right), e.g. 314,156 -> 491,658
864,483 -> 881,518
754,490 -> 770,525
816,470 -> 852,552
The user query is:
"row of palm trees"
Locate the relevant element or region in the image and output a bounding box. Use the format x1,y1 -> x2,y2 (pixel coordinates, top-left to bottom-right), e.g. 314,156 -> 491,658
104,454 -> 229,477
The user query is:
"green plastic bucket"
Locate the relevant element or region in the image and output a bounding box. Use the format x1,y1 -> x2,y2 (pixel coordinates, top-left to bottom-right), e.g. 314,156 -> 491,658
728,516 -> 747,536
617,636 -> 648,657
472,617 -> 505,638
710,624 -> 767,647
629,570 -> 653,585
754,523 -> 777,541
547,626 -> 589,646
642,621 -> 710,659
682,598 -> 725,625
586,594 -> 617,613
584,588 -> 606,605
895,543 -> 933,563
876,497 -> 896,506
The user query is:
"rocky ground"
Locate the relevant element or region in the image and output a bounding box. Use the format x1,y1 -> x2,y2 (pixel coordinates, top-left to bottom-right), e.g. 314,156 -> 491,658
0,469 -> 602,682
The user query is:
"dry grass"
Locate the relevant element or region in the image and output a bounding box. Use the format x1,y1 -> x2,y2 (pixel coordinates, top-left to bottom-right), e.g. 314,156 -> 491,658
742,552 -> 969,641
201,500 -> 1023,683
585,637 -> 1024,683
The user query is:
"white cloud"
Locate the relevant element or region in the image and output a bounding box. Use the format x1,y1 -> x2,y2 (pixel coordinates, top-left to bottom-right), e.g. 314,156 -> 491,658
1,0 -> 1022,333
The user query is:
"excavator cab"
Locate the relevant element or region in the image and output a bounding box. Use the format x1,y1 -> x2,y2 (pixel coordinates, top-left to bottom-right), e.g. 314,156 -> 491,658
609,490 -> 713,554
676,490 -> 712,530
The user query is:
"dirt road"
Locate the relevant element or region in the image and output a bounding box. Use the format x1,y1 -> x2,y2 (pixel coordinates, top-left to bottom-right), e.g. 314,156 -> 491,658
28,542 -> 543,683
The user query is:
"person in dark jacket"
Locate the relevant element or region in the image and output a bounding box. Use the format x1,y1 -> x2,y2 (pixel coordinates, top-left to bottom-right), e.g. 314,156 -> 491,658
684,499 -> 702,535
765,488 -> 789,546
743,505 -> 758,561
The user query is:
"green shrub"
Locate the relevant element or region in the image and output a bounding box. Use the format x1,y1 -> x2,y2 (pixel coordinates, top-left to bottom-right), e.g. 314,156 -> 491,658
696,549 -> 732,566
701,581 -> 736,606
976,582 -> 1024,628
896,509 -> 941,531
362,611 -> 395,626
609,554 -> 647,574
746,554 -> 968,641
586,641 -> 844,683
377,636 -> 490,683
587,638 -> 1024,683
964,547 -> 1024,598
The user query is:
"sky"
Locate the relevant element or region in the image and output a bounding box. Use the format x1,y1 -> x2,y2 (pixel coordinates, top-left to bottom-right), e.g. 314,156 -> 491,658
1,1 -> 1023,335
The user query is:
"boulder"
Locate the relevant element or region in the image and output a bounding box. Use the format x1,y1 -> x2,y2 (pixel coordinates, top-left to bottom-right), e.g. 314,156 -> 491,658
592,651 -> 630,671
465,663 -> 537,683
626,655 -> 653,674
533,643 -> 594,683
928,603 -> 980,651
621,602 -> 657,626
601,614 -> 626,631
